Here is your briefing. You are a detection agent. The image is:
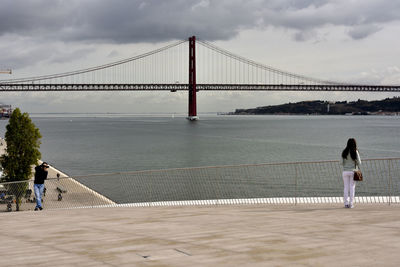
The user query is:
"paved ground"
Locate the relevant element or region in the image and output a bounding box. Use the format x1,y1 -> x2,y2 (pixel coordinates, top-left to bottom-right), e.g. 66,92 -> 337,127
2,203 -> 400,266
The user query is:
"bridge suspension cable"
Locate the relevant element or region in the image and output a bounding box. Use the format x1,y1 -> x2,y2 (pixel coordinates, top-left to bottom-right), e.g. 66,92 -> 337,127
0,40 -> 187,84
197,39 -> 342,86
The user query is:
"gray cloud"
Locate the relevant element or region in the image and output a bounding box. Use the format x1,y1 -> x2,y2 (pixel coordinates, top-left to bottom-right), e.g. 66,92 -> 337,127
1,0 -> 399,45
0,0 -> 255,43
348,24 -> 382,40
0,35 -> 95,69
48,48 -> 94,64
259,0 -> 400,40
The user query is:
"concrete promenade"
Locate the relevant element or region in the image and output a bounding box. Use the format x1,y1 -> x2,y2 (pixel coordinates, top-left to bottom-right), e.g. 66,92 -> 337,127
2,204 -> 400,266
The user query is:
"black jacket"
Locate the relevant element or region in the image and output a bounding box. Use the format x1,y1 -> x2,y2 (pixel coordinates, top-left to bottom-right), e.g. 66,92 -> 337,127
34,166 -> 48,184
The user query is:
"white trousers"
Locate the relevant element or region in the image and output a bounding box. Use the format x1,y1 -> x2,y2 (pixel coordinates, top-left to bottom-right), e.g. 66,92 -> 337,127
342,171 -> 356,206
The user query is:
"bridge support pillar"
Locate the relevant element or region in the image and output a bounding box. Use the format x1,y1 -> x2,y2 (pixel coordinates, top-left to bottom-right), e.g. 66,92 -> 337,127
187,36 -> 198,121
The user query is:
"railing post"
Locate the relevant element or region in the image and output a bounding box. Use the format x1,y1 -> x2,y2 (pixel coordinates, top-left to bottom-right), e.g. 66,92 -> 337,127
295,164 -> 298,206
92,184 -> 95,208
388,159 -> 392,206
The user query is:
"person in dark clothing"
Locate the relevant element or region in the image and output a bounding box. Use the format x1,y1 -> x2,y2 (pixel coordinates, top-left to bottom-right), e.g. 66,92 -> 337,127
34,162 -> 49,211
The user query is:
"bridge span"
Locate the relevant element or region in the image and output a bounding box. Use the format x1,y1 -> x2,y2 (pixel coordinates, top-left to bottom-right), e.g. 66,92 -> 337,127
1,36 -> 399,119
1,83 -> 399,92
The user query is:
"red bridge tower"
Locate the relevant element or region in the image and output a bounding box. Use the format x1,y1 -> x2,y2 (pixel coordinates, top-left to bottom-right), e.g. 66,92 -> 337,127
187,36 -> 198,120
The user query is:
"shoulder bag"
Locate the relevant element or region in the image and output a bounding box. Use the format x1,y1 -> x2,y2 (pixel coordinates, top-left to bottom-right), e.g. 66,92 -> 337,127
353,161 -> 363,181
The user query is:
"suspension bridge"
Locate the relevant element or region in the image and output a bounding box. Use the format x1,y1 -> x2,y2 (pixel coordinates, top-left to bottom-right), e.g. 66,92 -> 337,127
0,36 -> 399,120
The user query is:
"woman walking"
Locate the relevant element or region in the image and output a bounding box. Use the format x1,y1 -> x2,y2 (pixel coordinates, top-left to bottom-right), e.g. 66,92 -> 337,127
341,138 -> 361,208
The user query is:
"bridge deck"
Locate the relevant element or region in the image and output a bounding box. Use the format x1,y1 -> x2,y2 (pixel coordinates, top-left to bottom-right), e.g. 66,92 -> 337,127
2,204 -> 399,266
1,83 -> 399,91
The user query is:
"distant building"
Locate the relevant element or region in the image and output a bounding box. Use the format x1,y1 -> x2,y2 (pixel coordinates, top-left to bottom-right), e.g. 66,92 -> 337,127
0,104 -> 12,118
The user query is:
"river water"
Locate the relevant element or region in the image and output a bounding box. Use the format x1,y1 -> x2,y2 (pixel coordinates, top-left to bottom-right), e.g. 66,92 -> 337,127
0,114 -> 399,202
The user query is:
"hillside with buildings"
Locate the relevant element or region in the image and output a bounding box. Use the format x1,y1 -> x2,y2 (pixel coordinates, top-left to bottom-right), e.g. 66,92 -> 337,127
231,97 -> 400,115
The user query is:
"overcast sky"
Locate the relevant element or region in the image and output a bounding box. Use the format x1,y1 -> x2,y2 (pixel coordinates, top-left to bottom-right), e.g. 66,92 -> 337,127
0,0 -> 399,114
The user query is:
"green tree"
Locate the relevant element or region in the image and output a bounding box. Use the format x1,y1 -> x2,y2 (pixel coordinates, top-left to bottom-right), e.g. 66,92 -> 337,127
0,108 -> 42,211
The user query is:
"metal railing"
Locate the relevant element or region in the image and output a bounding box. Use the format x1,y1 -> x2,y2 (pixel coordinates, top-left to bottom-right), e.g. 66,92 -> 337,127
1,158 -> 399,212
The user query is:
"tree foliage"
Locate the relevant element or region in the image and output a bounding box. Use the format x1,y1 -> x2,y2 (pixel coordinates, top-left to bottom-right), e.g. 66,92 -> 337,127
0,108 -> 42,210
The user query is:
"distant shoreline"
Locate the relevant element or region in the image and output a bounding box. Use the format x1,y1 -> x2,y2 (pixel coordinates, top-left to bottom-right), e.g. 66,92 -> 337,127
228,97 -> 400,116
220,113 -> 400,116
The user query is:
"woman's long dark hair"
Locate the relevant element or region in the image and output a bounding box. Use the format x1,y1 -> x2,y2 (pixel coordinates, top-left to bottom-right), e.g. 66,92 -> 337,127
342,138 -> 358,160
